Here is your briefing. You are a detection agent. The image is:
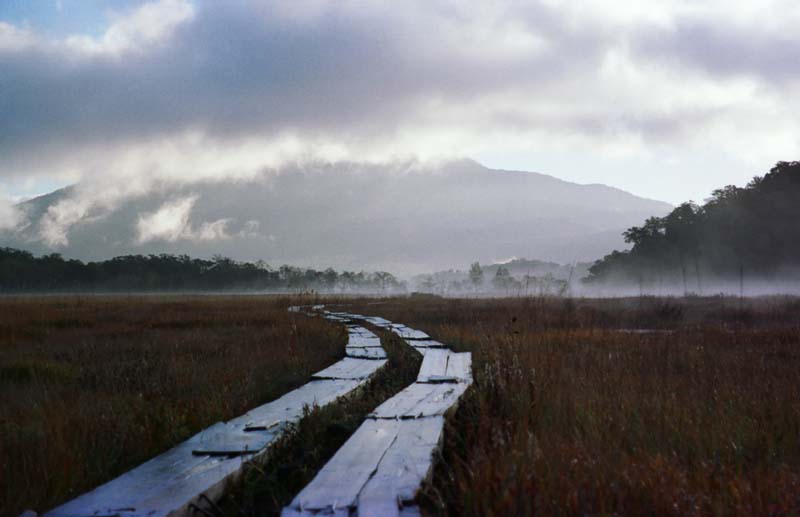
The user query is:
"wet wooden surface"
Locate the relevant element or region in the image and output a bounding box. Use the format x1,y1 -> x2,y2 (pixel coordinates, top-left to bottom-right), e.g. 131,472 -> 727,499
283,314 -> 472,517
312,357 -> 387,380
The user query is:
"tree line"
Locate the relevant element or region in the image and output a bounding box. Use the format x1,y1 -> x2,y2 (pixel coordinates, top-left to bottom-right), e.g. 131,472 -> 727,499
0,248 -> 405,293
586,161 -> 800,290
414,261 -> 569,296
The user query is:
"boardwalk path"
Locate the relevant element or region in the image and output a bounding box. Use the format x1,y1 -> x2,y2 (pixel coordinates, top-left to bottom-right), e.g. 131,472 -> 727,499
46,305 -> 471,517
46,306 -> 386,517
284,308 -> 472,517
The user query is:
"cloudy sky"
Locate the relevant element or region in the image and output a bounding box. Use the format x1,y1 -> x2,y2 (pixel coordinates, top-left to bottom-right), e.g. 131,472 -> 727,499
1,0 -> 798,218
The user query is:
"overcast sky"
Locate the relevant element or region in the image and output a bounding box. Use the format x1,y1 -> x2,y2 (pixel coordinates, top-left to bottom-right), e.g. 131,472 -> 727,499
1,0 -> 799,210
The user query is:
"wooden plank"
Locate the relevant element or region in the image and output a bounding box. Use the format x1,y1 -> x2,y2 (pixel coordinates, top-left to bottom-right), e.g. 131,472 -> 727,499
193,422 -> 282,455
370,382 -> 469,419
358,417 -> 445,511
363,316 -> 393,327
416,349 -> 451,383
346,347 -> 388,360
348,327 -> 378,339
391,326 -> 430,340
240,379 -> 363,430
409,339 -> 446,348
445,352 -> 472,384
135,454 -> 248,515
280,312 -> 473,517
312,357 -> 387,380
46,435 -> 246,517
285,419 -> 402,513
281,508 -> 350,517
347,335 -> 382,348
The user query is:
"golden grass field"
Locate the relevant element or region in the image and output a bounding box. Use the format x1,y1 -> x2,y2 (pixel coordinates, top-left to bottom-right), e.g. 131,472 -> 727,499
1,295 -> 799,515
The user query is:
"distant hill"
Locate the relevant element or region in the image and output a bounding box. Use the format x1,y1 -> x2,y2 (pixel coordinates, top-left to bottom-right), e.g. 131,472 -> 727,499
2,159 -> 671,275
586,161 -> 800,291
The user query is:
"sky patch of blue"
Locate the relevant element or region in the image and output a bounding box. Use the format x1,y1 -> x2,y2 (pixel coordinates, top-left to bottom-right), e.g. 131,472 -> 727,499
0,0 -> 151,38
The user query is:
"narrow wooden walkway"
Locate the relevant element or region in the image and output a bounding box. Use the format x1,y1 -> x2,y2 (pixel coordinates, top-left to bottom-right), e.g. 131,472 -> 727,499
46,308 -> 386,517
283,309 -> 472,517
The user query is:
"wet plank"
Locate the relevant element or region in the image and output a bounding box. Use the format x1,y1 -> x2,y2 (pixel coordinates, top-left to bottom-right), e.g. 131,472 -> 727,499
391,326 -> 430,340
363,316 -> 393,327
193,422 -> 282,455
240,379 -> 363,430
346,347 -> 388,360
445,352 -> 472,383
416,349 -> 451,383
347,335 -> 382,348
312,357 -> 387,380
46,435 -> 247,517
409,339 -> 447,348
358,417 -> 445,511
348,327 -> 378,339
285,419 -> 402,513
370,382 -> 469,419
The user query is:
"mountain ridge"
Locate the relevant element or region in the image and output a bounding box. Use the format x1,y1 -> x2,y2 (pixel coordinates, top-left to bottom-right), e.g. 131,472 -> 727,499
2,159 -> 672,275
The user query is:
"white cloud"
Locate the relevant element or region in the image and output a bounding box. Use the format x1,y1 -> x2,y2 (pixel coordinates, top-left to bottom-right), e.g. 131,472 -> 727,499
1,0 -> 799,213
0,198 -> 21,230
65,0 -> 194,56
135,195 -> 233,244
0,22 -> 37,52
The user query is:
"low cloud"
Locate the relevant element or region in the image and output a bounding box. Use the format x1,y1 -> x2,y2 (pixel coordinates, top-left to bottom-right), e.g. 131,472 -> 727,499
0,199 -> 21,231
135,195 -> 233,244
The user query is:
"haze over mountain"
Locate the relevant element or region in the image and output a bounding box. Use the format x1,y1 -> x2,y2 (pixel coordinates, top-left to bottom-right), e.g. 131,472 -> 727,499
2,160 -> 670,275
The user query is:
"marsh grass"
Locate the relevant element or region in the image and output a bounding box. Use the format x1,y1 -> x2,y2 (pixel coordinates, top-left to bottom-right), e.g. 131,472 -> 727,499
5,295 -> 799,515
352,296 -> 800,515
0,295 -> 342,515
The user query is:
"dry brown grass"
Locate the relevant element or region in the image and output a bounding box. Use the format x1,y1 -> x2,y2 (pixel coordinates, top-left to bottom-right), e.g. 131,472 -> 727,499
4,295 -> 799,516
0,295 -> 343,516
351,296 -> 800,516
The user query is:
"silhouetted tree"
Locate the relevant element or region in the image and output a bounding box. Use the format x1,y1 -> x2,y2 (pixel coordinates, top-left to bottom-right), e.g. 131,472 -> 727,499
586,161 -> 800,286
0,248 -> 406,293
468,262 -> 484,291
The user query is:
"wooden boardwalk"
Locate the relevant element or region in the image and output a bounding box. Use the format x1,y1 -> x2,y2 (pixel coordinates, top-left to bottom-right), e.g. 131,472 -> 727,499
283,310 -> 472,517
46,308 -> 386,517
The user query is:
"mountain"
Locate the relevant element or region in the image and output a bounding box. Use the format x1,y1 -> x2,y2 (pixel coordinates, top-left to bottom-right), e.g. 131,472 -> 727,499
2,159 -> 672,275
